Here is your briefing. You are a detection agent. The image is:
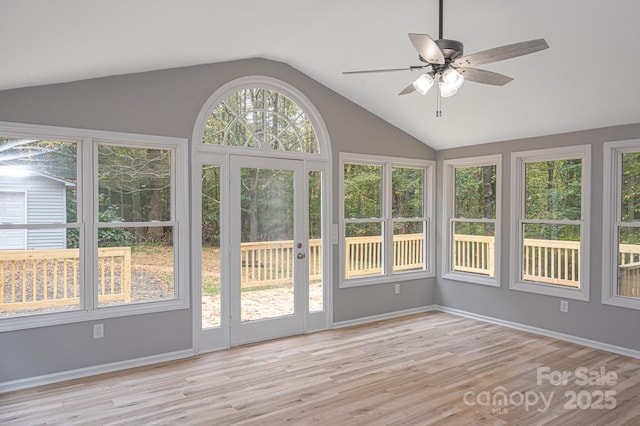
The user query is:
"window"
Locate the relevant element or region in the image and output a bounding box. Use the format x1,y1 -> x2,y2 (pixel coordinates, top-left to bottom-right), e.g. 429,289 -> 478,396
603,139 -> 640,310
203,87 -> 319,154
0,136 -> 81,317
443,155 -> 501,286
0,122 -> 188,331
340,153 -> 434,287
96,143 -> 178,308
510,145 -> 590,300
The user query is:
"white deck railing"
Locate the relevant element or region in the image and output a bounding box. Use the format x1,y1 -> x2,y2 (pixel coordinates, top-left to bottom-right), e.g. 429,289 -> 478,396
240,239 -> 322,287
344,233 -> 425,279
3,235 -> 640,312
0,247 -> 131,312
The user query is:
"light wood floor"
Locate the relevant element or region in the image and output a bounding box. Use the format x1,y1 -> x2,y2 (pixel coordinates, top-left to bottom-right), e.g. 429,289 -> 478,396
1,312 -> 639,425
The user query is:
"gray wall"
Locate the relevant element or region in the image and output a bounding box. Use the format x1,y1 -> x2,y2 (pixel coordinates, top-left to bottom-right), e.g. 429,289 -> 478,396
436,124 -> 640,352
0,58 -> 435,383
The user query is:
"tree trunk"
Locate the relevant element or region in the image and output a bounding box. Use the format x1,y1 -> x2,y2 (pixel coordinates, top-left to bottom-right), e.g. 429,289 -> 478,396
483,166 -> 494,219
249,169 -> 260,243
547,161 -> 555,213
147,150 -> 167,240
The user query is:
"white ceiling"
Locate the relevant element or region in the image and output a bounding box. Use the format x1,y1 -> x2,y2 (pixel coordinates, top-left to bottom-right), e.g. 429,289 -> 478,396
2,0 -> 640,150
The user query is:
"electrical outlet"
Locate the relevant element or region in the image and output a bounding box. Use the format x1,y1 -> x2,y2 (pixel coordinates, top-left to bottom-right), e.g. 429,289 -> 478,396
560,300 -> 568,313
394,284 -> 400,295
93,323 -> 104,339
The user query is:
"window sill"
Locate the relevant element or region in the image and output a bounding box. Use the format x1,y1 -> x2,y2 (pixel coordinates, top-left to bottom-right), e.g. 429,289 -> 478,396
602,295 -> 640,311
340,270 -> 434,288
0,299 -> 189,332
442,271 -> 499,287
509,280 -> 589,301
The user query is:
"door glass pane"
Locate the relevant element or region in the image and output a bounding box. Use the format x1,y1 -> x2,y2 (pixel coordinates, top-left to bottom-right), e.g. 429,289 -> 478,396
309,171 -> 323,312
451,221 -> 495,277
522,223 -> 580,287
202,165 -> 221,328
618,226 -> 640,298
393,221 -> 424,273
240,167 -> 294,321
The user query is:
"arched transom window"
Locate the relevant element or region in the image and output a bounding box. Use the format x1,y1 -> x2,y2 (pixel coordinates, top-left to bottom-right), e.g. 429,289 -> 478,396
203,88 -> 319,154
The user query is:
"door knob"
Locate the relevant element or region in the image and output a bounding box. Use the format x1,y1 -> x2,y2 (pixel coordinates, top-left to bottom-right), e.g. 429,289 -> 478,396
297,252 -> 305,259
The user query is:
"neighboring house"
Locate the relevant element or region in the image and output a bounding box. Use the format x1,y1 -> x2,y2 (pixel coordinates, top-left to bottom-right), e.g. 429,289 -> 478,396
0,168 -> 74,250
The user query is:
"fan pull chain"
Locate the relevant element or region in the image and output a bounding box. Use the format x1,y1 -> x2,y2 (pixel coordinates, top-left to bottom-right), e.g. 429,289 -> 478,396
436,76 -> 443,117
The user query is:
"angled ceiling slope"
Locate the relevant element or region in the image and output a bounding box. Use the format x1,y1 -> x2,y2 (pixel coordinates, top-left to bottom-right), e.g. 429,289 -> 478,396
1,0 -> 640,149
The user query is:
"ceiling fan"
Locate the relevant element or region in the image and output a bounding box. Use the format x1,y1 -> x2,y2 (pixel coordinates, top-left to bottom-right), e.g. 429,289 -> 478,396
343,0 -> 549,114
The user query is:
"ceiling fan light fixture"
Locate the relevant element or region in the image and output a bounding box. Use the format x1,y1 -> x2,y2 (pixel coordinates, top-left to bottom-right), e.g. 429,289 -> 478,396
441,68 -> 464,89
439,81 -> 458,98
412,73 -> 434,95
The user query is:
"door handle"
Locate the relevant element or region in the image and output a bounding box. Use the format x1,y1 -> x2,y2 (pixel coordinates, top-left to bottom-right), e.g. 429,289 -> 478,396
297,252 -> 305,259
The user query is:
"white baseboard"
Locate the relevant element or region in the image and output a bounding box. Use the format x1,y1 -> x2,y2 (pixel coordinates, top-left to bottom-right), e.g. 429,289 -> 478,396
0,349 -> 194,393
332,305 -> 436,329
435,305 -> 640,360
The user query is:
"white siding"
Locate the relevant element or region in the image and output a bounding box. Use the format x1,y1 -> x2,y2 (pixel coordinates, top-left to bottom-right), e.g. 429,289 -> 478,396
0,175 -> 68,249
0,191 -> 27,249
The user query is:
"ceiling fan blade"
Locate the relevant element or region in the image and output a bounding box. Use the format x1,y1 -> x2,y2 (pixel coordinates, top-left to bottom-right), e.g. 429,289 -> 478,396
342,65 -> 426,75
457,67 -> 513,86
455,38 -> 549,67
398,83 -> 416,96
408,33 -> 445,64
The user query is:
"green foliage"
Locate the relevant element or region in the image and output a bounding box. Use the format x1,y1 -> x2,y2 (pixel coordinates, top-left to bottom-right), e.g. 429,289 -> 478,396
66,193 -> 134,247
525,160 -> 582,221
96,209 -> 135,247
201,165 -> 221,246
343,164 -> 382,219
453,221 -> 495,237
622,152 -> 640,222
309,171 -> 322,239
523,159 -> 582,241
392,167 -> 423,218
455,165 -> 496,219
202,278 -> 220,295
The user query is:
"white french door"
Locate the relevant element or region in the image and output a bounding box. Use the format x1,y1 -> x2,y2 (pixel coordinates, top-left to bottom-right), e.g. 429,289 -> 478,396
229,156 -> 307,345
194,154 -> 329,353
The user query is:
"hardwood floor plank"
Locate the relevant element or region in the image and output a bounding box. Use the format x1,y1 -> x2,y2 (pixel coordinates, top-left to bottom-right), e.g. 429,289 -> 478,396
1,312 -> 638,425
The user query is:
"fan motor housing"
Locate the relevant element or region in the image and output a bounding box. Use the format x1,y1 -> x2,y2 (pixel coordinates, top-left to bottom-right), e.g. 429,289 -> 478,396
434,39 -> 464,60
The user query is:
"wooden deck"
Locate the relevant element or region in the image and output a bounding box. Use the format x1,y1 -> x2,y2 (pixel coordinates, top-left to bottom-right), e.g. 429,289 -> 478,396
1,312 -> 639,425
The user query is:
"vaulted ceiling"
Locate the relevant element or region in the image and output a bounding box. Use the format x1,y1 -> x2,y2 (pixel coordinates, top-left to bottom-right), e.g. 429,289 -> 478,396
2,0 -> 639,150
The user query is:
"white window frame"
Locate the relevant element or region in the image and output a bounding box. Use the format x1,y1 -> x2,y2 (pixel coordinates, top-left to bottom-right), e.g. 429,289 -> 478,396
0,121 -> 189,332
602,139 -> 640,310
339,153 -> 435,288
510,145 -> 590,301
442,154 -> 502,287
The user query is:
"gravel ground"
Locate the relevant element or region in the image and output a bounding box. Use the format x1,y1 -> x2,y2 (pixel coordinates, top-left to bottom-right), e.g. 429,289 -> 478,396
202,282 -> 324,328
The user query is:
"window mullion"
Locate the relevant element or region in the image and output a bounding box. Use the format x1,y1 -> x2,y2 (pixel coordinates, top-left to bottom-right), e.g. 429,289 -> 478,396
383,163 -> 392,276
82,137 -> 96,311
